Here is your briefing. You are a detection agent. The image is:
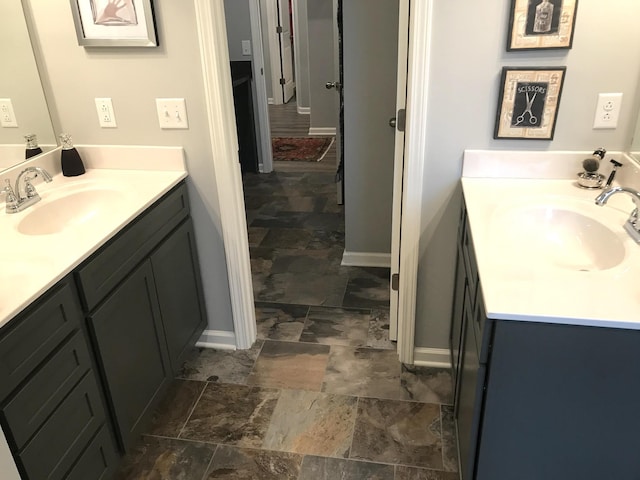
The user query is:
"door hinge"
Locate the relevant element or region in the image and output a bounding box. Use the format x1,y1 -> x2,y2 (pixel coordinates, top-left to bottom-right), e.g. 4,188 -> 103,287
391,273 -> 399,291
276,25 -> 283,34
279,78 -> 286,85
396,109 -> 406,132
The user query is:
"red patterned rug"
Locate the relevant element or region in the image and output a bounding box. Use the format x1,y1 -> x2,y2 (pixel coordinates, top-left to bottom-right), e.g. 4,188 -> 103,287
272,136 -> 334,162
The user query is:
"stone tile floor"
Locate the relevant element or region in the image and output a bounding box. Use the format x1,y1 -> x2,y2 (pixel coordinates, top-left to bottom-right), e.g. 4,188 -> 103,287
114,170 -> 459,479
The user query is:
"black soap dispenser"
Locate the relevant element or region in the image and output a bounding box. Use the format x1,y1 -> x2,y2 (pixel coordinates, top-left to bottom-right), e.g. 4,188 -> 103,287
24,134 -> 43,159
59,133 -> 86,177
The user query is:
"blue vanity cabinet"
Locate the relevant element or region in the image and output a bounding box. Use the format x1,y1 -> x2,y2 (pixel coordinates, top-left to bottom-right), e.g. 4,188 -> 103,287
0,277 -> 118,480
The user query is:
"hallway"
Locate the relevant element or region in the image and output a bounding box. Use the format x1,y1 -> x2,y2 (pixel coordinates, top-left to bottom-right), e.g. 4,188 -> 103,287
114,104 -> 459,479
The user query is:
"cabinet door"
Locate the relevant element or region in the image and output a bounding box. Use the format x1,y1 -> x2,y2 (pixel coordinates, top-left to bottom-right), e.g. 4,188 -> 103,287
150,219 -> 207,373
88,261 -> 171,452
456,293 -> 486,480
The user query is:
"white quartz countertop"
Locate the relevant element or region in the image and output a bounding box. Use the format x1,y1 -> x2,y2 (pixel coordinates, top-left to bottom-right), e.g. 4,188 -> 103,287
0,148 -> 187,328
462,171 -> 640,330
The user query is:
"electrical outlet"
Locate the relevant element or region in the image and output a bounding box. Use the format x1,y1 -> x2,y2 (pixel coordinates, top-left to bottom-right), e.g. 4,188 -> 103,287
0,99 -> 18,128
155,98 -> 189,129
593,93 -> 622,129
95,98 -> 117,128
242,40 -> 252,56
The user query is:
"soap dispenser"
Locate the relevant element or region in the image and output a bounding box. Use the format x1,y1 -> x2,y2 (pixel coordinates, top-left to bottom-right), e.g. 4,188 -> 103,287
576,147 -> 606,189
24,134 -> 43,159
59,133 -> 86,177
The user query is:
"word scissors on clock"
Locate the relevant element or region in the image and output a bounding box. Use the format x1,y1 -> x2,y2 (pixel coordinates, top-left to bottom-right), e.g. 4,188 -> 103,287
515,91 -> 538,126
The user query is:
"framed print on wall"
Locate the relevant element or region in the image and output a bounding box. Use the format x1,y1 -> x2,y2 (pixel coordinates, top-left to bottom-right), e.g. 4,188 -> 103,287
507,0 -> 578,51
494,67 -> 566,140
70,0 -> 158,47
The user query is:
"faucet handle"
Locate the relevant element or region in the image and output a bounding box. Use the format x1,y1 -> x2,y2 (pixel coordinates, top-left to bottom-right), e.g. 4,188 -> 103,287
2,179 -> 19,213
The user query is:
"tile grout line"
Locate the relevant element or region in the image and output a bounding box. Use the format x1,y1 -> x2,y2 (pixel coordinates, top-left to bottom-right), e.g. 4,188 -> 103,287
347,396 -> 360,461
176,381 -> 209,440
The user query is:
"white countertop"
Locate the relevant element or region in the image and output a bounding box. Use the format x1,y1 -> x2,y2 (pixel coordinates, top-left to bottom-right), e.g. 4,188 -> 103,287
462,150 -> 640,330
0,146 -> 187,328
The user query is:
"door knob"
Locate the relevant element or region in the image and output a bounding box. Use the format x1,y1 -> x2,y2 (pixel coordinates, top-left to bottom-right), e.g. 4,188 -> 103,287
325,82 -> 341,90
389,117 -> 397,128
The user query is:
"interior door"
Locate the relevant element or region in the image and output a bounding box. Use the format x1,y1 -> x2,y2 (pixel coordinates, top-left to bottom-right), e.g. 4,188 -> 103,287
277,0 -> 295,103
389,0 -> 410,341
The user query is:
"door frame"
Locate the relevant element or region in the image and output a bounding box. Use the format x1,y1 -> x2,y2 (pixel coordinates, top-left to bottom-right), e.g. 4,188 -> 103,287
195,0 -> 433,364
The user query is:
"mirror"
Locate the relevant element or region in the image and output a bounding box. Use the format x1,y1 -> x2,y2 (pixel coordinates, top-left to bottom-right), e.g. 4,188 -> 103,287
0,1 -> 56,172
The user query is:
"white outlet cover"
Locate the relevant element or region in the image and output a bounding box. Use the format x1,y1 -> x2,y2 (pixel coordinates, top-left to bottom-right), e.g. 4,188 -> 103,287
593,93 -> 623,129
0,99 -> 18,128
155,98 -> 189,129
95,98 -> 117,128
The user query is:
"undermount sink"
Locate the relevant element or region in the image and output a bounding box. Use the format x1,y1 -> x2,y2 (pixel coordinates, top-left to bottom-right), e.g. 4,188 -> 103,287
17,188 -> 126,236
491,202 -> 626,272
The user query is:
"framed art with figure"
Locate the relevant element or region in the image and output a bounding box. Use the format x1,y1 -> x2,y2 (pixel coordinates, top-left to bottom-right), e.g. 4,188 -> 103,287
507,0 -> 578,51
70,0 -> 158,47
494,67 -> 566,140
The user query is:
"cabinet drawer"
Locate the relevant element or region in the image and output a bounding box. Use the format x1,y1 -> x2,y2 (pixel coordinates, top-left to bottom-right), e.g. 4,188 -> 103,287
19,372 -> 104,480
462,219 -> 478,305
0,279 -> 81,399
64,426 -> 118,480
76,183 -> 190,311
3,332 -> 91,449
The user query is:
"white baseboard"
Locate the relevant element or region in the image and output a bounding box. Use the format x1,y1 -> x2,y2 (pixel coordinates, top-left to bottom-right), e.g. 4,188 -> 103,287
413,347 -> 451,368
195,330 -> 237,351
341,250 -> 391,268
308,127 -> 336,136
267,98 -> 275,105
297,106 -> 310,115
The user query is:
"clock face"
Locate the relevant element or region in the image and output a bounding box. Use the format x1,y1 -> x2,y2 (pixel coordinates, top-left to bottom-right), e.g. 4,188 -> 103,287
511,82 -> 548,128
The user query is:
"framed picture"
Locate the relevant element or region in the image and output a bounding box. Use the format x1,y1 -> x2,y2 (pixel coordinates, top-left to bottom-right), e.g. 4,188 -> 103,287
507,0 -> 578,51
494,67 -> 566,140
70,0 -> 158,47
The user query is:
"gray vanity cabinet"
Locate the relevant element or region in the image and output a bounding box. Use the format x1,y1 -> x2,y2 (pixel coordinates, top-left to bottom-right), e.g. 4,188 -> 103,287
452,199 -> 640,480
87,261 -> 171,453
76,182 -> 207,453
0,277 -> 118,480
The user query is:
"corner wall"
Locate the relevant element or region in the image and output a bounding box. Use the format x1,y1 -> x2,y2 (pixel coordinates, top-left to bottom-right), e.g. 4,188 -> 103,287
26,0 -> 235,333
416,1 -> 640,349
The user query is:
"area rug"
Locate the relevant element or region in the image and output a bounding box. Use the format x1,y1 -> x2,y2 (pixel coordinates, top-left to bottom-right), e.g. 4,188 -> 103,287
272,136 -> 334,162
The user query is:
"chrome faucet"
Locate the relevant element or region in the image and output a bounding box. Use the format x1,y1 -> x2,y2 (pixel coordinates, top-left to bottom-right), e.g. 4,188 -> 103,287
595,186 -> 640,243
1,166 -> 53,214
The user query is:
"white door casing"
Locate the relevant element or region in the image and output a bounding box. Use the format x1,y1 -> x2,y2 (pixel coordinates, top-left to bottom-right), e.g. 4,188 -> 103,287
195,0 -> 432,364
278,0 -> 295,103
389,0 -> 410,342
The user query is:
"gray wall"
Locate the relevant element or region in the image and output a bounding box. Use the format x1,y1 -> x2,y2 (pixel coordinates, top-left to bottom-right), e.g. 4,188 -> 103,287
223,0 -> 253,61
26,0 -> 235,333
293,0 -> 310,110
343,0 -> 398,254
307,0 -> 337,130
415,1 -> 640,350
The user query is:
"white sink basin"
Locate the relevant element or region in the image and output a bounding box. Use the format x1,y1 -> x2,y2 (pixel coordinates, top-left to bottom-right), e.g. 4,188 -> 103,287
17,188 -> 127,236
491,202 -> 626,272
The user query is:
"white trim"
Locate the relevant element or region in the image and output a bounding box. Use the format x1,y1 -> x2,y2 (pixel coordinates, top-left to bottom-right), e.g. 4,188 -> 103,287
194,0 -> 257,350
268,97 -> 275,105
413,347 -> 451,368
396,0 -> 433,365
308,127 -> 336,136
196,330 -> 237,351
297,106 -> 311,115
264,0 -> 284,105
249,0 -> 274,173
341,250 -> 391,268
389,0 -> 410,343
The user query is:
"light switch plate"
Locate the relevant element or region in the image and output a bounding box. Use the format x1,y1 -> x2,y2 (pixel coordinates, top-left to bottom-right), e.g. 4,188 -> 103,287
242,40 -> 252,56
0,99 -> 18,128
155,98 -> 189,129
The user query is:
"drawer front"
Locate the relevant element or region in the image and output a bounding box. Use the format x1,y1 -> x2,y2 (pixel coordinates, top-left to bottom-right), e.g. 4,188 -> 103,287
19,373 -> 104,480
462,218 -> 478,305
0,279 -> 81,399
64,426 -> 119,480
76,183 -> 189,311
3,332 -> 91,449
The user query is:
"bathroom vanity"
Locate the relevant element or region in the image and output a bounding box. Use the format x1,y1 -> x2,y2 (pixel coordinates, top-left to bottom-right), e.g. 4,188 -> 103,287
451,151 -> 640,480
0,150 -> 207,479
